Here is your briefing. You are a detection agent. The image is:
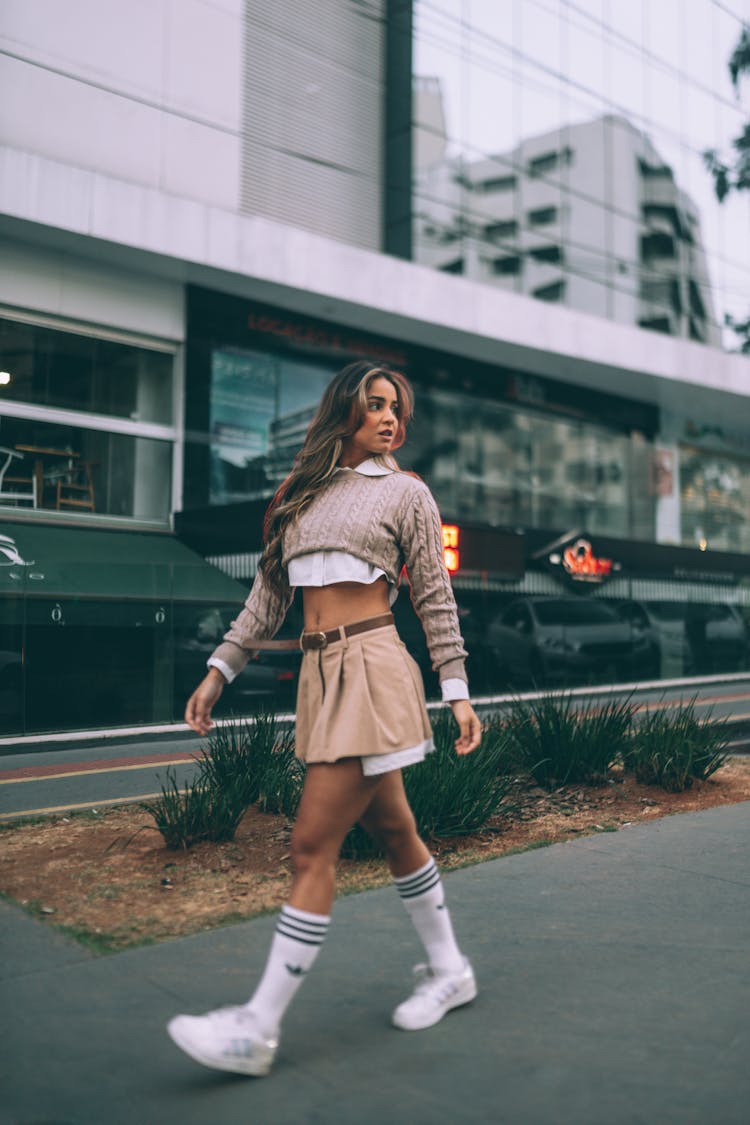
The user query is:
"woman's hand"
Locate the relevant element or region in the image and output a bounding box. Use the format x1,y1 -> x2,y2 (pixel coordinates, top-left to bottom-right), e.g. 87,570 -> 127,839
449,699 -> 482,755
185,668 -> 226,735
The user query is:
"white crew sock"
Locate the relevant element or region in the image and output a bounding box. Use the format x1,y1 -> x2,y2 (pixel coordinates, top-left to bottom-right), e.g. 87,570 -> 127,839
244,904 -> 330,1038
394,857 -> 465,973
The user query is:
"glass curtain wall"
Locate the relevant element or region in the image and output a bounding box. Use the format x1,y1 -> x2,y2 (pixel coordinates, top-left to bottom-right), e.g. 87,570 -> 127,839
412,0 -> 750,350
400,385 -> 642,537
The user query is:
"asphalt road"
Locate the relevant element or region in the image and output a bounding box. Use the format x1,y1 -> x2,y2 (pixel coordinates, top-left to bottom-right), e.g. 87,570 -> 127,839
2,676 -> 750,821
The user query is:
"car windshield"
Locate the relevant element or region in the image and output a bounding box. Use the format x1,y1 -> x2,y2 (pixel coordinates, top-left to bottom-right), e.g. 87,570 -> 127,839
532,600 -> 619,625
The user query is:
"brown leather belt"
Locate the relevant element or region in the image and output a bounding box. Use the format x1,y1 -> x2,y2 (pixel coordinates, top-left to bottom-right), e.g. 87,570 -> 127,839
300,612 -> 395,652
239,613 -> 395,653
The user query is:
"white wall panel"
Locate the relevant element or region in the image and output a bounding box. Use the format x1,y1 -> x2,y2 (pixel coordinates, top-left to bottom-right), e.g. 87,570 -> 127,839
0,0 -> 243,210
161,116 -> 239,212
0,55 -> 163,185
0,239 -> 184,341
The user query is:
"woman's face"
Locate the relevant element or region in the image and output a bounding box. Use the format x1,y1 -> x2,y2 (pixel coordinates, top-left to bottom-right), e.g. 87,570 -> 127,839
343,376 -> 400,465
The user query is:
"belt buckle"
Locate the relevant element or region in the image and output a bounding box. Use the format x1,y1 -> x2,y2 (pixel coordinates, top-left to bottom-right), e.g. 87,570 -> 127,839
302,630 -> 328,652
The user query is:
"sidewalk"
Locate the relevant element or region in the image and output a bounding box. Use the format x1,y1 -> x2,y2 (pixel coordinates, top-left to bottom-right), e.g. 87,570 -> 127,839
3,802 -> 749,1125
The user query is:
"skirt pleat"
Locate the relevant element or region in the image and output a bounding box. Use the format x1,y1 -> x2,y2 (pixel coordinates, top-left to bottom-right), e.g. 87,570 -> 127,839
295,624 -> 433,765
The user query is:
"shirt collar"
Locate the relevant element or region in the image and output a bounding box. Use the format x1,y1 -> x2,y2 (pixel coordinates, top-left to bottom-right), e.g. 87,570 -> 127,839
336,457 -> 394,477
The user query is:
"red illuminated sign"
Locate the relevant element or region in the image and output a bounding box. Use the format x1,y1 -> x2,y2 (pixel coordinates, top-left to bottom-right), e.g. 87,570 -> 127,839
560,539 -> 614,582
442,524 -> 460,573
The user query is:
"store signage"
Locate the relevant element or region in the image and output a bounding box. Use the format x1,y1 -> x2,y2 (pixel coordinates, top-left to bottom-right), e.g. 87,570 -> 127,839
246,312 -> 407,367
547,537 -> 621,584
442,524 -> 460,573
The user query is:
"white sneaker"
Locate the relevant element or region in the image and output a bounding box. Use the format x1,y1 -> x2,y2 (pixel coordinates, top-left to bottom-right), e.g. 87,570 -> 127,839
392,958 -> 477,1031
167,1005 -> 278,1077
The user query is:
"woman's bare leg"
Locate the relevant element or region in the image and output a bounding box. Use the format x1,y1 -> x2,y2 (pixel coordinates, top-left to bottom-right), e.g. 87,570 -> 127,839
288,758 -> 384,913
357,768 -> 430,877
358,770 -> 466,979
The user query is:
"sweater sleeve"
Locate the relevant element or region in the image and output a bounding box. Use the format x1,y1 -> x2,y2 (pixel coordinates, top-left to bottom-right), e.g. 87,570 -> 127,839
209,566 -> 294,680
398,483 -> 468,685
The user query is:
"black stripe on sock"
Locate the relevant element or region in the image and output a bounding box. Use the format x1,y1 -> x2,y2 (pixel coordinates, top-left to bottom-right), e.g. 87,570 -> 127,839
281,909 -> 328,927
395,861 -> 437,891
277,918 -> 328,944
396,868 -> 440,899
280,909 -> 329,933
276,926 -> 325,946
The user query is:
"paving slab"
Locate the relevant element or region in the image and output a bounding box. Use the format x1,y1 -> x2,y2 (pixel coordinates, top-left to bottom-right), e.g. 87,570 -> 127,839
2,802 -> 749,1125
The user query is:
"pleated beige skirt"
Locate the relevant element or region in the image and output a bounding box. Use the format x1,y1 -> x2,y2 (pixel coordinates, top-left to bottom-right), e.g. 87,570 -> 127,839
295,623 -> 433,765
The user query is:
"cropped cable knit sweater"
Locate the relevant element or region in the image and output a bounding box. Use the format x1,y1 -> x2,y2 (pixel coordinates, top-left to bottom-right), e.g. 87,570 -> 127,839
211,465 -> 468,684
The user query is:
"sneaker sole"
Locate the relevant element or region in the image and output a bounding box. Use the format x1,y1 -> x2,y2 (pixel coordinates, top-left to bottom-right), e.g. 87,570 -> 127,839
392,977 -> 478,1031
167,1018 -> 274,1077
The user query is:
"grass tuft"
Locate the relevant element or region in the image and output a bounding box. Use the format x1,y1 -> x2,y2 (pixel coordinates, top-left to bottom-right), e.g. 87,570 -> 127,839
625,698 -> 731,791
504,693 -> 634,789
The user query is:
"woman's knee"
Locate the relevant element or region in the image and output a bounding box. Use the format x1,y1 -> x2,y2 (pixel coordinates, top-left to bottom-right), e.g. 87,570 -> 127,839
362,809 -> 418,855
290,824 -> 336,876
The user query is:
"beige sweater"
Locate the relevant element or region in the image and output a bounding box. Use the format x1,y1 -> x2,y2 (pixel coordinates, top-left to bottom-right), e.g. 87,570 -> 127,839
211,466 -> 468,683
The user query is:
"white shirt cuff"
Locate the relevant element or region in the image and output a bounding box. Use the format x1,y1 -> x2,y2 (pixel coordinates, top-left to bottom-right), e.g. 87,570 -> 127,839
440,677 -> 470,703
207,656 -> 237,684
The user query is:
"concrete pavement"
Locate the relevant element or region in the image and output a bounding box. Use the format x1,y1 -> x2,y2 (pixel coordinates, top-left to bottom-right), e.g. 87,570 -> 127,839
2,801 -> 749,1125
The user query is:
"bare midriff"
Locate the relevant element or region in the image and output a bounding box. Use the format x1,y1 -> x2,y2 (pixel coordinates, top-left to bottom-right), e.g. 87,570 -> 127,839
302,577 -> 392,633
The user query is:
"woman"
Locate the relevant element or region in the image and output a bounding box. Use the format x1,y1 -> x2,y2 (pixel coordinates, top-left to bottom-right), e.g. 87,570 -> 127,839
168,361 -> 482,1077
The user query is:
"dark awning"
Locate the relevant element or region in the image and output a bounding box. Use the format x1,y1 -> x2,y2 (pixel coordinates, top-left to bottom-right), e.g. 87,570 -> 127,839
0,520 -> 247,602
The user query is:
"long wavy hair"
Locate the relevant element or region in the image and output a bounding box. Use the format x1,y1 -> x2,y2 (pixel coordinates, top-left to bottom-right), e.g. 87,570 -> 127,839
260,360 -> 414,598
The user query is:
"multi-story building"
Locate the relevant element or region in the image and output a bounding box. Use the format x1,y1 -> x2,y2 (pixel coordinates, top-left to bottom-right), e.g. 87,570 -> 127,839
415,113 -> 720,345
1,0 -> 750,740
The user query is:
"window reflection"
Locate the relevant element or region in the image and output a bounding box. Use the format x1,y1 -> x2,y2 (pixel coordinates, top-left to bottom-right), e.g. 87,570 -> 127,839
402,386 -> 635,536
412,0 -> 750,350
680,445 -> 750,553
209,347 -> 333,505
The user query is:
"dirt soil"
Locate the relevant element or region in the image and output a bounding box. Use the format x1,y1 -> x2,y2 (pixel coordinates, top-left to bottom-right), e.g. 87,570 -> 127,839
2,758 -> 750,953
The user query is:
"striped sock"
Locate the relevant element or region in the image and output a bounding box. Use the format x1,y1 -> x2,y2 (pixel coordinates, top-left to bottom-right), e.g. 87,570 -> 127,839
244,904 -> 330,1038
394,857 -> 464,973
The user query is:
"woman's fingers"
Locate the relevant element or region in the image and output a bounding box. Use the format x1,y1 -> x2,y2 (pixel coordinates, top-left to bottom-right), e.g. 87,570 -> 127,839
450,701 -> 482,755
184,675 -> 223,735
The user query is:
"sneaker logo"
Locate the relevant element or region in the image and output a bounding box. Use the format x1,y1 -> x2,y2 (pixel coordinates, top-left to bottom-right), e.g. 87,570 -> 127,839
285,963 -> 308,976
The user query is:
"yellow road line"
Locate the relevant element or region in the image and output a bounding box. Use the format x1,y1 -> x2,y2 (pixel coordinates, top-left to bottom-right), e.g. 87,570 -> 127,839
0,792 -> 164,821
0,758 -> 195,786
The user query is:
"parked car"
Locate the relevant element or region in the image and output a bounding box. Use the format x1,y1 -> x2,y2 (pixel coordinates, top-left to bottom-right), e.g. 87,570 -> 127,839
486,596 -> 653,686
609,599 -> 688,679
174,606 -> 301,713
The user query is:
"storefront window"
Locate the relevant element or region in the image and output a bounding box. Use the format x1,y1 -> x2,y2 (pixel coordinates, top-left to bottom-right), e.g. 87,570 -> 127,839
680,445 -> 750,552
402,387 -> 634,535
209,347 -> 332,504
0,414 -> 172,522
0,316 -> 173,423
0,313 -> 176,524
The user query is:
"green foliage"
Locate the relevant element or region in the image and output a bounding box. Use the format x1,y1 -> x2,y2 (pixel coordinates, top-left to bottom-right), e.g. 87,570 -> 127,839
625,699 -> 731,792
141,770 -> 246,849
341,710 -> 520,858
198,710 -> 301,817
142,708 -> 301,849
505,693 -> 635,789
405,710 -> 519,837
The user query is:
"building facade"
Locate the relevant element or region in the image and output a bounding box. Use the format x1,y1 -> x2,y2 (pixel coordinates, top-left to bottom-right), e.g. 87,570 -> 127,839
1,0 -> 750,739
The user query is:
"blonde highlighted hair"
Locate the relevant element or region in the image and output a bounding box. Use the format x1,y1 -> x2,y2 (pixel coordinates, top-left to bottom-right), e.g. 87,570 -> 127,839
260,360 -> 414,598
